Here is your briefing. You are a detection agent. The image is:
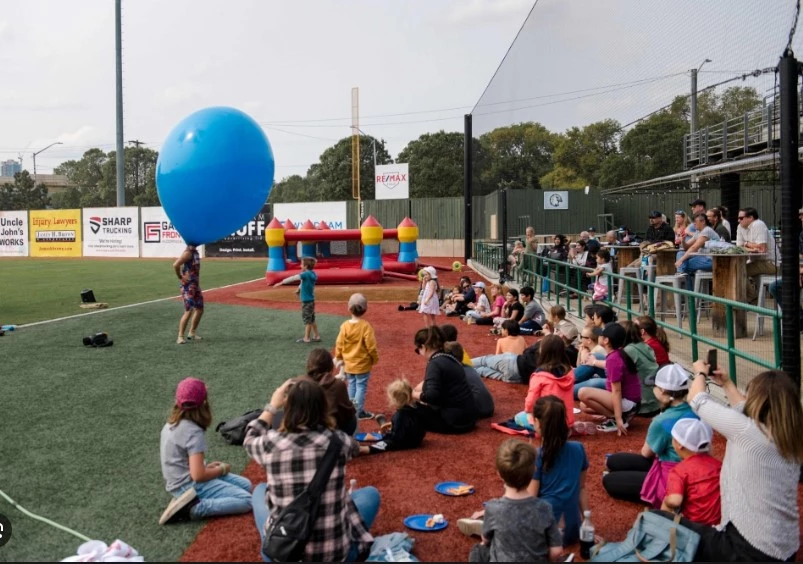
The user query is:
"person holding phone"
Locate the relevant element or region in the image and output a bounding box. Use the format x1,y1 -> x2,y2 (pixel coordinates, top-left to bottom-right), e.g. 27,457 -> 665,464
664,361 -> 803,561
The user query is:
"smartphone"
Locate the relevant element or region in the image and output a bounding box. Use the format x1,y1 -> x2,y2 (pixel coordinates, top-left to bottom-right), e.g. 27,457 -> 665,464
706,349 -> 717,375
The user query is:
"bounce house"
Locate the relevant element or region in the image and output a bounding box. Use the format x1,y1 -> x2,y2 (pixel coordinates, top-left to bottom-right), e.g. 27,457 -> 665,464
265,215 -> 420,285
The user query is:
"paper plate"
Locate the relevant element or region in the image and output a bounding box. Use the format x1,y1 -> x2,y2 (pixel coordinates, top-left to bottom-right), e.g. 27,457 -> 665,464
435,481 -> 475,496
355,432 -> 383,442
404,514 -> 448,532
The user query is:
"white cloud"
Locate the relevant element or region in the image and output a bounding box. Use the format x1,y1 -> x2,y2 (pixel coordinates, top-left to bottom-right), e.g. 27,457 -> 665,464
162,84 -> 202,106
445,0 -> 533,24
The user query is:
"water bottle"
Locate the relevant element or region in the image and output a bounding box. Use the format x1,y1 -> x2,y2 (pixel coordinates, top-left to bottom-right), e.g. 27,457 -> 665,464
1,325 -> 16,331
579,510 -> 595,559
349,478 -> 357,495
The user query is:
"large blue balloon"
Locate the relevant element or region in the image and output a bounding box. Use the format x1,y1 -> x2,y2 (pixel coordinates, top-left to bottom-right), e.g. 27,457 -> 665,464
156,107 -> 274,245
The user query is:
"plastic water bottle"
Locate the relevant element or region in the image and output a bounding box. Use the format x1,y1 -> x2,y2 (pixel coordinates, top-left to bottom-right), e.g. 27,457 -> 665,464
1,325 -> 16,331
579,510 -> 595,559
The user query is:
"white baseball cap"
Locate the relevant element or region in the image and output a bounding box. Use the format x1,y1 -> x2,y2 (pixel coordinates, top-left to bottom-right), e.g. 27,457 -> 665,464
654,363 -> 690,391
671,418 -> 713,452
473,281 -> 486,289
423,266 -> 437,279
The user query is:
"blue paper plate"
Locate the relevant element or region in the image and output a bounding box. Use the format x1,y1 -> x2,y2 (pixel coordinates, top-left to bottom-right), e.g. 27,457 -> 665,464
404,514 -> 448,532
435,481 -> 475,496
354,432 -> 383,442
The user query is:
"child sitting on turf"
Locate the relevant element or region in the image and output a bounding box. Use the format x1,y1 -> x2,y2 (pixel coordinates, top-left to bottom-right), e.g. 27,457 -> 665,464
158,377 -> 252,525
662,418 -> 722,526
365,378 -> 426,454
335,293 -> 379,420
460,439 -> 563,562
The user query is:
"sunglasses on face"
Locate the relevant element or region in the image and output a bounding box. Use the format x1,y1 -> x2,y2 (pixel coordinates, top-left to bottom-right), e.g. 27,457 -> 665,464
675,210 -> 685,215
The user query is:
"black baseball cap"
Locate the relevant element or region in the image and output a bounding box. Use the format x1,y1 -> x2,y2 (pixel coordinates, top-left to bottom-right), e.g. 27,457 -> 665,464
593,322 -> 625,348
648,210 -> 663,218
689,199 -> 706,207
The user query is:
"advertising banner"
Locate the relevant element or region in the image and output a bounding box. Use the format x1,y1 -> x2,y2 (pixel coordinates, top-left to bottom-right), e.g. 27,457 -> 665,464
29,209 -> 82,257
273,201 -> 347,230
0,210 -> 29,257
140,207 -> 188,258
83,207 -> 139,257
375,163 -> 409,200
205,204 -> 271,257
544,191 -> 569,210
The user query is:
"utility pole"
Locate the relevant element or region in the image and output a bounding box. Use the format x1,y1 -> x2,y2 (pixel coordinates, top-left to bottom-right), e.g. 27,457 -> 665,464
127,139 -> 145,197
115,0 -> 125,207
690,58 -> 712,160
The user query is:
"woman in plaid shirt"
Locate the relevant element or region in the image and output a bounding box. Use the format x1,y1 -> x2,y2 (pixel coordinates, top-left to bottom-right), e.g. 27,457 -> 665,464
245,377 -> 379,562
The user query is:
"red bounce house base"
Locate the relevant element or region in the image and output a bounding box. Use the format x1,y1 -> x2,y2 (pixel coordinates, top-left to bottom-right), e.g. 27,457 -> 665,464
264,254 -> 418,286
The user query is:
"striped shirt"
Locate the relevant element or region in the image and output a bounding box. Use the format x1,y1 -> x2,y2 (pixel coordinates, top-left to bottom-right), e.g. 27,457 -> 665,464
690,393 -> 799,560
243,419 -> 372,562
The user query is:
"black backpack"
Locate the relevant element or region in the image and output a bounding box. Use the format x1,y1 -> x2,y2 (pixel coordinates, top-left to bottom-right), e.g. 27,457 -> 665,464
262,432 -> 342,562
215,409 -> 262,445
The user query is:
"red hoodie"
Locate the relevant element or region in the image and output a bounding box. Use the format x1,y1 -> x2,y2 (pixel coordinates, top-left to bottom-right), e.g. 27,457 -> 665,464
524,368 -> 576,426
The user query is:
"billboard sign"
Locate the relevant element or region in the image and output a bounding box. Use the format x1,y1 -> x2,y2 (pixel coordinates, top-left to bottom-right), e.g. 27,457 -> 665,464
83,207 -> 139,257
205,204 -> 271,257
29,209 -> 82,257
375,163 -> 409,200
0,210 -> 29,257
140,207 -> 188,258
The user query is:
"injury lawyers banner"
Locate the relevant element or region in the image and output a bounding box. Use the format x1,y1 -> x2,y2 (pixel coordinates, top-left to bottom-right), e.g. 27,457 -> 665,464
205,204 -> 270,257
83,207 -> 139,257
140,207 -> 188,258
0,210 -> 29,256
29,209 -> 82,257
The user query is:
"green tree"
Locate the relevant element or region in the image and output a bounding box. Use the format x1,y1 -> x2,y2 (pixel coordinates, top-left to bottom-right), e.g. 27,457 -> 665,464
478,122 -> 556,194
0,171 -> 50,210
269,174 -> 310,203
553,119 -> 621,187
397,131 -> 464,197
619,110 -> 688,181
50,187 -> 82,209
306,135 -> 392,202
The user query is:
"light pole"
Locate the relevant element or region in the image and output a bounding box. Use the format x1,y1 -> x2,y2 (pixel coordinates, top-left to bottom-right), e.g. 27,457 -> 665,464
690,58 -> 712,140
32,141 -> 63,185
350,126 -> 377,171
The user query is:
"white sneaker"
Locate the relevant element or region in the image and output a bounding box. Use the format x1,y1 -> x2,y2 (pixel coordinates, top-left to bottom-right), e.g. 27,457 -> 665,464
457,518 -> 484,538
159,488 -> 198,525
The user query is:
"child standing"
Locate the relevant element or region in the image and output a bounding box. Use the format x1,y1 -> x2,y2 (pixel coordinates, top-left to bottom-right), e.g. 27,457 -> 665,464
591,248 -> 613,302
158,377 -> 252,525
417,266 -> 441,327
365,378 -> 426,453
335,293 -> 379,420
662,418 -> 722,526
461,439 -> 563,562
274,256 -> 320,343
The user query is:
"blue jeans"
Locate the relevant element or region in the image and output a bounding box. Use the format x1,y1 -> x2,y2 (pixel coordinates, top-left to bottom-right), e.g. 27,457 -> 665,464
252,483 -> 380,562
574,377 -> 607,401
676,251 -> 712,290
471,353 -> 520,383
172,472 -> 252,519
346,372 -> 371,413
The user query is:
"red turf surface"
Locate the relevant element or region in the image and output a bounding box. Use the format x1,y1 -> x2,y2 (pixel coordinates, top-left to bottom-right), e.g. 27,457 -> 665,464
180,258 -> 803,562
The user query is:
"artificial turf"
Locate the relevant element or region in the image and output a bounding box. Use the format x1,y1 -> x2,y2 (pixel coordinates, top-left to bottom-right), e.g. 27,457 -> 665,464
0,299 -> 344,561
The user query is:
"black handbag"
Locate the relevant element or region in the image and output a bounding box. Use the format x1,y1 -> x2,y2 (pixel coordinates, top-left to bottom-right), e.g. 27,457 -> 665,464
215,409 -> 262,445
261,432 -> 343,562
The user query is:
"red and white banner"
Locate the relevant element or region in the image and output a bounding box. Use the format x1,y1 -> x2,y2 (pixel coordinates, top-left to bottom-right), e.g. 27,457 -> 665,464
83,207 -> 139,257
140,207 -> 189,258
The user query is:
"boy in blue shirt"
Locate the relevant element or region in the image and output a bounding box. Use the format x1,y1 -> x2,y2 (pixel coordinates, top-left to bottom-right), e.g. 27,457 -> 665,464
275,256 -> 320,343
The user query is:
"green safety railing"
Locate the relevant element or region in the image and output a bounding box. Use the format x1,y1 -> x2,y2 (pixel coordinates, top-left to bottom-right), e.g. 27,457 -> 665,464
472,241 -> 783,381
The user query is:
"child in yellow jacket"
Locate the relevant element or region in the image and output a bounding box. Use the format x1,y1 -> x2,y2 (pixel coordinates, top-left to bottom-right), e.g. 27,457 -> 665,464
335,293 -> 379,420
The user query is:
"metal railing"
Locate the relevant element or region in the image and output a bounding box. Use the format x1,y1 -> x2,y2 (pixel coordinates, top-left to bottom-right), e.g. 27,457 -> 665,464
473,242 -> 783,382
683,99 -> 803,168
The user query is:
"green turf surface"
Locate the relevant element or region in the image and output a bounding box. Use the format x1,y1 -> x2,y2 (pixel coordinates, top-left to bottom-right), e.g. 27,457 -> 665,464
0,299 -> 344,561
0,258 -> 265,325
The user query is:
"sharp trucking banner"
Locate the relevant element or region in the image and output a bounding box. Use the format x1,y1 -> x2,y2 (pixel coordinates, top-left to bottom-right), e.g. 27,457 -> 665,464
29,209 -> 82,257
83,207 -> 139,257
